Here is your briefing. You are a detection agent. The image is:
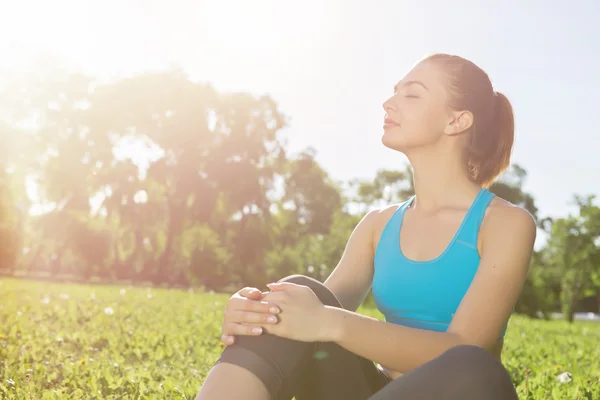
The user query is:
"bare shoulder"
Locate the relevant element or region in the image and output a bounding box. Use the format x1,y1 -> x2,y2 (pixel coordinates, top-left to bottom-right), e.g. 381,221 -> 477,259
364,201 -> 409,251
481,197 -> 537,252
486,197 -> 537,231
358,203 -> 401,228
371,203 -> 403,221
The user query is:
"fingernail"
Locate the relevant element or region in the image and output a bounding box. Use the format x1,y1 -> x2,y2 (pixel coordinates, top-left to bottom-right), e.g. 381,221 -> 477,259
269,307 -> 280,314
267,316 -> 277,323
252,327 -> 262,334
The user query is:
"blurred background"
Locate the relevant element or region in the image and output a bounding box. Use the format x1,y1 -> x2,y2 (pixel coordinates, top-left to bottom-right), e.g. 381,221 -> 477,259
1,0 -> 599,322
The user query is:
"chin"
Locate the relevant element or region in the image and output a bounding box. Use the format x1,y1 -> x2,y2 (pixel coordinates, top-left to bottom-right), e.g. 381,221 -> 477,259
382,129 -> 426,155
381,132 -> 405,152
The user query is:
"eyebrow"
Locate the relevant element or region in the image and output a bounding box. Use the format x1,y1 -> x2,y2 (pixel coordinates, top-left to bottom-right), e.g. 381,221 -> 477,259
394,80 -> 429,93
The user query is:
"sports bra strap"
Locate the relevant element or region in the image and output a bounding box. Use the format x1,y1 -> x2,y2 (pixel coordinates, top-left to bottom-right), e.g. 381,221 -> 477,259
455,188 -> 495,247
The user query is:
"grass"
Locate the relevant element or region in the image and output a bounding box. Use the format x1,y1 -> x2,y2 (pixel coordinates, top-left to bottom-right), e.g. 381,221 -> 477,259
1,278 -> 599,399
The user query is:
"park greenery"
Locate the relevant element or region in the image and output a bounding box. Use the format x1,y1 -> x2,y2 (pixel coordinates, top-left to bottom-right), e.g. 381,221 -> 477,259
0,279 -> 599,399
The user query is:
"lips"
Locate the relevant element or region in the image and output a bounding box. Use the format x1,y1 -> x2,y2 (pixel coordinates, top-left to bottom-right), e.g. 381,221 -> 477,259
383,118 -> 399,129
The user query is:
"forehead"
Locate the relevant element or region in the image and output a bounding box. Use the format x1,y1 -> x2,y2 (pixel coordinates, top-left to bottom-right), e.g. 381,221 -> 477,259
394,61 -> 447,92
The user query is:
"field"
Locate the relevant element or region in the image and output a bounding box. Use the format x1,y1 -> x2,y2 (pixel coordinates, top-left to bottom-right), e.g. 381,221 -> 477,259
1,278 -> 599,399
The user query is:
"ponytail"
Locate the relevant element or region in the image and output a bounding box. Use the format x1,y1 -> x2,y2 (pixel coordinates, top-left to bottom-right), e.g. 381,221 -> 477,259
472,92 -> 515,188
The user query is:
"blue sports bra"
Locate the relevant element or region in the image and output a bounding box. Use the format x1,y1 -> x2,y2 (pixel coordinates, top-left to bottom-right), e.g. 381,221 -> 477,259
371,188 -> 508,338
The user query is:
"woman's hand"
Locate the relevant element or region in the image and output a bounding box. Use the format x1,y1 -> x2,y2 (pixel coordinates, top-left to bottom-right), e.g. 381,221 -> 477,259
260,282 -> 333,343
220,287 -> 281,345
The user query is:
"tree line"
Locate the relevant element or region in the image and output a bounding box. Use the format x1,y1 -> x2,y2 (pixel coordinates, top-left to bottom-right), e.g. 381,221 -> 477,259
0,65 -> 598,322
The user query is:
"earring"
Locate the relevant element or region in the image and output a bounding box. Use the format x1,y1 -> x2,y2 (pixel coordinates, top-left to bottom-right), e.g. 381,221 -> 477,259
468,160 -> 479,180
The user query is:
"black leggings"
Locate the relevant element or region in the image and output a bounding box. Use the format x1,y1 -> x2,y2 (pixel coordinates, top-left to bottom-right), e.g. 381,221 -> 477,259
214,275 -> 519,400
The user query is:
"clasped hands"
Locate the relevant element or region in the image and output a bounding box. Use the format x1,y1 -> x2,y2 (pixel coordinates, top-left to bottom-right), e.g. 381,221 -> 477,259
220,282 -> 334,345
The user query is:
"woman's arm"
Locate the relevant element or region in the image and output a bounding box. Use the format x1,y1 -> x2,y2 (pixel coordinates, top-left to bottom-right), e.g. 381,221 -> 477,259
323,208 -> 387,311
322,205 -> 536,373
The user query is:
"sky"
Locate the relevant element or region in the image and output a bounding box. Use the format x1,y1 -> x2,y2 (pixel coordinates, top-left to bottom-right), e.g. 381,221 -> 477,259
2,0 -> 599,225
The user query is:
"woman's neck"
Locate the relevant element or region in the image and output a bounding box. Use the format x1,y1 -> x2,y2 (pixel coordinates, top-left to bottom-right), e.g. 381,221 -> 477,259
406,147 -> 480,212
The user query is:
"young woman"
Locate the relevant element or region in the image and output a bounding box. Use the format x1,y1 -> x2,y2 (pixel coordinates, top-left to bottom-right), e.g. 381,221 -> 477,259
196,53 -> 536,400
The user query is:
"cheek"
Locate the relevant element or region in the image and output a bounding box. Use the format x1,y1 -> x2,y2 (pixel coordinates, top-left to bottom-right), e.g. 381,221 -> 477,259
402,103 -> 444,135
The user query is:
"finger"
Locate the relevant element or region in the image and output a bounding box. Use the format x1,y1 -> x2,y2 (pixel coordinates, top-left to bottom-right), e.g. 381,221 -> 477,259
266,282 -> 303,292
261,291 -> 287,303
221,334 -> 235,345
232,298 -> 280,314
239,287 -> 263,299
226,310 -> 278,325
223,323 -> 264,336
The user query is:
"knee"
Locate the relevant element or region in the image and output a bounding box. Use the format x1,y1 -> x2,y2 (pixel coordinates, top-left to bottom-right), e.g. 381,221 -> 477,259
439,344 -> 516,396
442,344 -> 496,365
276,274 -> 341,307
441,344 -> 510,379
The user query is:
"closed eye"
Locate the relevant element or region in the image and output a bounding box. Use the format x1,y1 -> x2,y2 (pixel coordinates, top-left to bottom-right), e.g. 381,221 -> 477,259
405,95 -> 420,99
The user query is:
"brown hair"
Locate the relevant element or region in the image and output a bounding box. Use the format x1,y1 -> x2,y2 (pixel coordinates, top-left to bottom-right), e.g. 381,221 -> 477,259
423,54 -> 514,188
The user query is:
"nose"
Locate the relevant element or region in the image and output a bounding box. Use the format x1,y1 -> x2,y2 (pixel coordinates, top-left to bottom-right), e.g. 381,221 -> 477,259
382,96 -> 396,113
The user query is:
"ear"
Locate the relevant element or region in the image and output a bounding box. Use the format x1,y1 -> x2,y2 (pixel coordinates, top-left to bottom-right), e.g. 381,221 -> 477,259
444,109 -> 473,136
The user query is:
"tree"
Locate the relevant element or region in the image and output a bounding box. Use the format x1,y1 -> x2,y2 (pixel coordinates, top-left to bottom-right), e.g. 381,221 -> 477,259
282,148 -> 342,236
0,172 -> 21,271
542,195 -> 600,322
350,165 -> 414,212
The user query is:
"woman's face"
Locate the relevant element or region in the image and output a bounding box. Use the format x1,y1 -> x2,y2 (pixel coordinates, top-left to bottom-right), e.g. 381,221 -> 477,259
381,61 -> 455,153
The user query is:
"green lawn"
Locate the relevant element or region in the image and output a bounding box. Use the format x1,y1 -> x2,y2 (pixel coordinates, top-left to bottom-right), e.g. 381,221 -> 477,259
1,278 -> 599,399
